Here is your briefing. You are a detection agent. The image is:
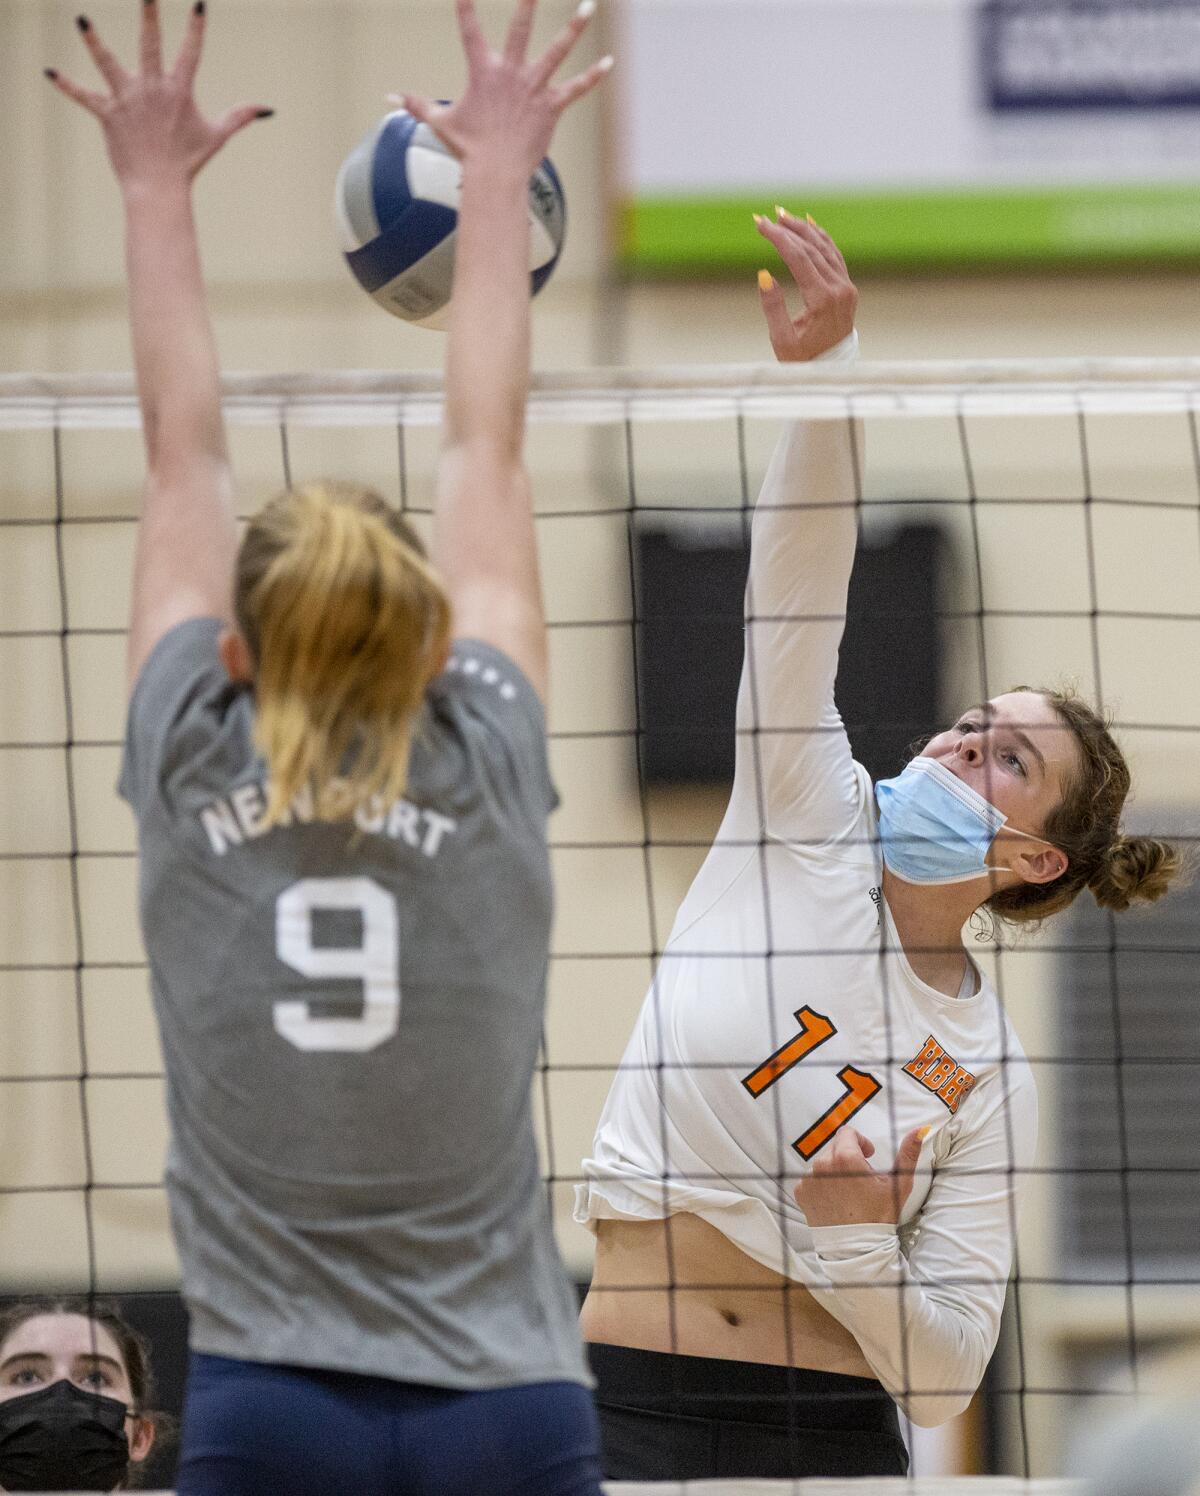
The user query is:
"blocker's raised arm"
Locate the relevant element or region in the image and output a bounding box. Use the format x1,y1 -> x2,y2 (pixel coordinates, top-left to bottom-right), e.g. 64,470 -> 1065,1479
46,1 -> 272,695
404,0 -> 611,701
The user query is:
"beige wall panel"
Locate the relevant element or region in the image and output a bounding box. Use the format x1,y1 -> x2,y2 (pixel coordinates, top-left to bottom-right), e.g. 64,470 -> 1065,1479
1082,410 -> 1200,507
0,526 -> 62,634
1096,618 -> 1200,728
57,429 -> 146,520
0,858 -> 78,966
0,1194 -> 93,1292
0,1079 -> 85,1190
859,415 -> 972,505
955,414 -> 1089,503
980,615 -> 1099,707
2,4 -> 55,290
550,846 -> 652,957
975,502 -> 1093,616
91,1187 -> 179,1291
546,955 -> 653,1068
547,623 -> 633,735
0,639 -> 67,744
65,633 -> 126,742
87,1077 -> 167,1188
72,745 -> 136,855
82,967 -> 162,1078
1091,504 -> 1200,619
549,735 -> 642,849
61,522 -> 136,631
0,433 -> 58,525
525,425 -> 613,517
621,417 -> 746,509
0,747 -> 71,855
617,283 -> 770,369
1115,727 -> 1199,812
0,970 -> 81,1079
619,276 -> 1200,369
538,1065 -> 614,1191
267,423 -> 413,509
77,855 -> 143,966
540,512 -> 631,623
224,422 -> 308,513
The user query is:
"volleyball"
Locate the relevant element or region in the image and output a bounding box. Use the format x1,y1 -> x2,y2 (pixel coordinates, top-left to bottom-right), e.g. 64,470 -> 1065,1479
334,109 -> 567,328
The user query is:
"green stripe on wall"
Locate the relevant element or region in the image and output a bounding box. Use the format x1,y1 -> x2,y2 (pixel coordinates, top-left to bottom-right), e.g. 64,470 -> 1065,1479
620,185 -> 1200,270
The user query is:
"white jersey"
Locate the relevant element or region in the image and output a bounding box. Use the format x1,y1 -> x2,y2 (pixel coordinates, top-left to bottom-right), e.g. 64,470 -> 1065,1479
575,336 -> 1038,1427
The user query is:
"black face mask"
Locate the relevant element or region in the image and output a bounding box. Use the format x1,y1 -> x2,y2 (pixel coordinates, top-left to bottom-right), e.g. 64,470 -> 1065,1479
0,1378 -> 130,1492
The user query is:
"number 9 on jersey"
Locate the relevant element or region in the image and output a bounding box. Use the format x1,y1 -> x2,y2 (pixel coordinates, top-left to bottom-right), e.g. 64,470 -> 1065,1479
274,877 -> 401,1052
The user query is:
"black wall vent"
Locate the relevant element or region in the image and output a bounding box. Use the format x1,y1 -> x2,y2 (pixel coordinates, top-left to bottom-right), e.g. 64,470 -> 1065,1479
633,519 -> 949,785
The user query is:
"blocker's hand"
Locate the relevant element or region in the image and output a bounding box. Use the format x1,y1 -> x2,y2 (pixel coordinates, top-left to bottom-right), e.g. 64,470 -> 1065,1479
396,0 -> 612,179
794,1125 -> 928,1228
45,1 -> 272,196
755,207 -> 858,363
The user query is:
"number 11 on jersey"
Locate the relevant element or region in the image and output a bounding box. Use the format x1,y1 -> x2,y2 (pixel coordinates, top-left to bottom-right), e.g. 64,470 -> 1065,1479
742,1005 -> 880,1159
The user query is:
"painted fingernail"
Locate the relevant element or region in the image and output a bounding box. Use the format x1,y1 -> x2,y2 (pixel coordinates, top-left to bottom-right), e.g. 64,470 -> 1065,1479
775,204 -> 787,220
193,0 -> 205,14
752,213 -> 764,227
597,54 -> 614,71
44,67 -> 58,80
757,269 -> 774,292
255,107 -> 275,119
576,0 -> 596,18
806,212 -> 817,226
917,1125 -> 933,1141
75,15 -> 90,32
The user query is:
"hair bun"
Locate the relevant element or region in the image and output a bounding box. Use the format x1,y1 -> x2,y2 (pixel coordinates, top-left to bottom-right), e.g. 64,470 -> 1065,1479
1089,835 -> 1182,912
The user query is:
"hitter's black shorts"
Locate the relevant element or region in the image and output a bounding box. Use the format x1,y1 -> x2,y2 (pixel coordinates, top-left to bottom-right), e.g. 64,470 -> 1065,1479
588,1342 -> 909,1482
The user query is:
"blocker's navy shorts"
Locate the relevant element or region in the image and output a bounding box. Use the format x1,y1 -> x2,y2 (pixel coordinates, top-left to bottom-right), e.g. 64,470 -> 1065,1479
176,1351 -> 603,1496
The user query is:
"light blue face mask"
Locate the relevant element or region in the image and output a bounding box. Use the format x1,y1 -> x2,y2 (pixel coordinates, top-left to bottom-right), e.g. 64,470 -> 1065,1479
875,756 -> 1047,886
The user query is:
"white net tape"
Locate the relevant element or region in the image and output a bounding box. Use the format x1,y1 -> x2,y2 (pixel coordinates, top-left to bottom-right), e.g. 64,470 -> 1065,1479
6,356 -> 1200,427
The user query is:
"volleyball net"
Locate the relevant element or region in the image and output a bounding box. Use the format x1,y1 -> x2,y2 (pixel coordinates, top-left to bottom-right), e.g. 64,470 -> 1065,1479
1,359 -> 1198,1485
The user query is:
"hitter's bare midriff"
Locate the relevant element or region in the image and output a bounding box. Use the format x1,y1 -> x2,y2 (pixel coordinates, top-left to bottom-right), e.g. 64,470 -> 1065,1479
579,1214 -> 874,1377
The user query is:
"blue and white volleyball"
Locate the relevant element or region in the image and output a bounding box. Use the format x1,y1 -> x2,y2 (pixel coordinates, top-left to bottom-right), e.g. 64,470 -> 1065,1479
335,109 -> 566,328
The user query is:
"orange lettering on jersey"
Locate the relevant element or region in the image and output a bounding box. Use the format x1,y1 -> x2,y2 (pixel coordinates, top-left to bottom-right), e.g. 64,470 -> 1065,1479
794,1066 -> 882,1160
903,1034 -> 977,1115
922,1055 -> 958,1092
741,1006 -> 835,1097
903,1036 -> 943,1081
937,1066 -> 977,1113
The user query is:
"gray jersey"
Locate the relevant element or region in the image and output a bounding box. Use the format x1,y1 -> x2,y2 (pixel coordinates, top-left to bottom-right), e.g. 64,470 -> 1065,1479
119,619 -> 589,1390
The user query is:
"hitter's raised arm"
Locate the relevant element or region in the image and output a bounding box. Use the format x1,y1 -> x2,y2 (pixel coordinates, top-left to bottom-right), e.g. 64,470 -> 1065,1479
729,213 -> 862,847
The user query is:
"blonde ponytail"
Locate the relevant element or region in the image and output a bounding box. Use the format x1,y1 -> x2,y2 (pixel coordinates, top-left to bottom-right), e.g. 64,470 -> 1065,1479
234,482 -> 452,828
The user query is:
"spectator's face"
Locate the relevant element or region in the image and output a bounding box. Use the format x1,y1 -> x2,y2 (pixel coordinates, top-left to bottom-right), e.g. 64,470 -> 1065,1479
0,1313 -> 154,1465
